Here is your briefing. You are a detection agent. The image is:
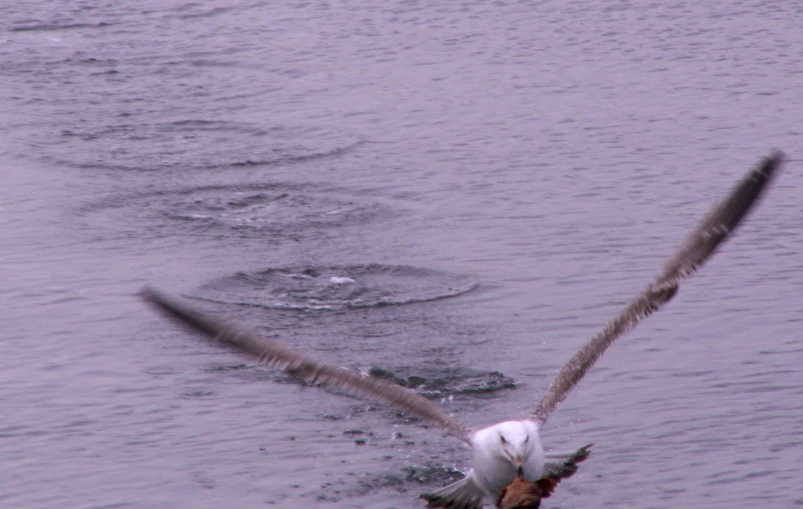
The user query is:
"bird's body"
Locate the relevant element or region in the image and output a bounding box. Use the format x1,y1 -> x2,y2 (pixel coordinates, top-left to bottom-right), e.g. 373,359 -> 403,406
140,151 -> 784,509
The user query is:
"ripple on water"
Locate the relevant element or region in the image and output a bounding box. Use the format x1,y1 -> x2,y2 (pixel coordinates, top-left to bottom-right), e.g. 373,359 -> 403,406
79,182 -> 393,239
193,264 -> 480,310
22,120 -> 363,171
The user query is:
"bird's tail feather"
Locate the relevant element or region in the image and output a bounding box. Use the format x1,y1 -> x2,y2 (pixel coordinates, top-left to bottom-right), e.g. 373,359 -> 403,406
420,472 -> 486,509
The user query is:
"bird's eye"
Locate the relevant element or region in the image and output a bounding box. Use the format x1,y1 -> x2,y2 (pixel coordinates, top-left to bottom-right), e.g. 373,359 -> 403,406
499,434 -> 507,444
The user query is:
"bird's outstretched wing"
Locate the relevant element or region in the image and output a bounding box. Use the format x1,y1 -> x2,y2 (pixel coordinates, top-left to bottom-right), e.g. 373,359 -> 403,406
531,151 -> 784,424
140,288 -> 472,442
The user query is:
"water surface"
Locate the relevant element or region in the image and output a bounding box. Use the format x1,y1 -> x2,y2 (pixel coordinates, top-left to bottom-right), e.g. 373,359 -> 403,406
1,2 -> 801,508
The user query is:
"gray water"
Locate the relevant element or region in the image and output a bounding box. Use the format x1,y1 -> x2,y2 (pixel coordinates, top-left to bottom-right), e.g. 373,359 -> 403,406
1,2 -> 802,508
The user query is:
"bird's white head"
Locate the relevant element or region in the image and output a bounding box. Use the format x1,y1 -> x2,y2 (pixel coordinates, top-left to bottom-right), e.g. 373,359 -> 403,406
480,420 -> 541,476
496,421 -> 539,474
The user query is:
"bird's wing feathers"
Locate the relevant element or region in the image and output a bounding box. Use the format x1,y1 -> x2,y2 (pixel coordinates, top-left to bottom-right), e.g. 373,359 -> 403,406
140,288 -> 472,442
420,470 -> 486,509
531,151 -> 784,423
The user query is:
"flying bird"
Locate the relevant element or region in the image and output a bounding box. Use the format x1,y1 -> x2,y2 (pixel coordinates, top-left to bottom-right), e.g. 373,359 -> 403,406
141,151 -> 784,509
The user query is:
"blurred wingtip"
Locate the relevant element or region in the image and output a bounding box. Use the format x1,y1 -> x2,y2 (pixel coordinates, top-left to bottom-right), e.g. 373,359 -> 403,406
138,285 -> 166,307
766,149 -> 785,169
138,285 -> 156,296
760,149 -> 785,180
749,150 -> 785,191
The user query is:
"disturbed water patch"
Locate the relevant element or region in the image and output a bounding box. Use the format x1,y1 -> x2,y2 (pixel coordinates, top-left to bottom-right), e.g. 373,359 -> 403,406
367,366 -> 517,399
79,183 -> 392,239
193,362 -> 514,402
193,264 -> 480,310
354,463 -> 465,496
20,120 -> 363,171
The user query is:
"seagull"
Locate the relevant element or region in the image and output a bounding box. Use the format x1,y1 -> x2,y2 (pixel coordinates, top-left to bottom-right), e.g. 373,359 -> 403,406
141,151 -> 784,509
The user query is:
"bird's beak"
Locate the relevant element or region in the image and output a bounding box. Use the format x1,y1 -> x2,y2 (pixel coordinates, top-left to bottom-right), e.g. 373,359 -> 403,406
515,458 -> 524,477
